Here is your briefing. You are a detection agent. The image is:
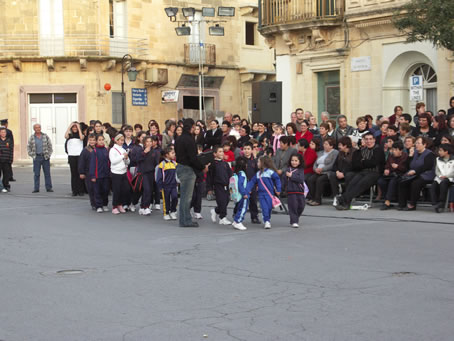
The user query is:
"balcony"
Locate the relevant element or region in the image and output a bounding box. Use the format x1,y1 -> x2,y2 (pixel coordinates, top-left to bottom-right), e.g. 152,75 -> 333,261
0,34 -> 149,59
184,43 -> 216,66
259,0 -> 344,28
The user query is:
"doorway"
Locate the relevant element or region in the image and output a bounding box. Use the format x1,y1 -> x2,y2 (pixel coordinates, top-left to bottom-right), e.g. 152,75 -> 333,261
317,70 -> 340,122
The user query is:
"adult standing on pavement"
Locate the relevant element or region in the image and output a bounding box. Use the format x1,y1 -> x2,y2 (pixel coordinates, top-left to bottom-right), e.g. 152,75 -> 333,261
27,123 -> 53,193
65,122 -> 84,196
0,127 -> 13,192
175,118 -> 207,227
0,119 -> 15,182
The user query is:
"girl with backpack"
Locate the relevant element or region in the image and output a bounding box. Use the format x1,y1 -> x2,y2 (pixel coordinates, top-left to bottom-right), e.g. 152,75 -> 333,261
230,156 -> 249,231
245,156 -> 282,229
285,154 -> 306,228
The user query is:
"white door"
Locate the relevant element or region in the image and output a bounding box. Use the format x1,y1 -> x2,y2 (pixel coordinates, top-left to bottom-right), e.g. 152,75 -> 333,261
29,101 -> 78,159
110,0 -> 128,57
39,0 -> 64,56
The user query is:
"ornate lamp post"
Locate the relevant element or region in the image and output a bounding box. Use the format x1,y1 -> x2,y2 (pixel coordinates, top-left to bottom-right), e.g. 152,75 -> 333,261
121,54 -> 139,125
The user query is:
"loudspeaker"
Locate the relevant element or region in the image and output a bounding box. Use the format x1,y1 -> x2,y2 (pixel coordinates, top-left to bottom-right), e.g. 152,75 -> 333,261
251,81 -> 282,123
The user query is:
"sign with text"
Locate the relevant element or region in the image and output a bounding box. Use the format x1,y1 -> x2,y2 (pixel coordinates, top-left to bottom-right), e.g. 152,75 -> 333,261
161,90 -> 179,103
351,56 -> 371,72
410,75 -> 423,101
132,88 -> 148,106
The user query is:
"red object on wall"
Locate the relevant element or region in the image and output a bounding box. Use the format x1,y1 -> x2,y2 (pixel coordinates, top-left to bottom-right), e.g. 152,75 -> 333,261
104,83 -> 111,91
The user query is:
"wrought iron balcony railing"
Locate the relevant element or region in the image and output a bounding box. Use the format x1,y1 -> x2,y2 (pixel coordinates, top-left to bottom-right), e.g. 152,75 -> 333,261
260,0 -> 344,27
0,34 -> 149,59
184,43 -> 216,66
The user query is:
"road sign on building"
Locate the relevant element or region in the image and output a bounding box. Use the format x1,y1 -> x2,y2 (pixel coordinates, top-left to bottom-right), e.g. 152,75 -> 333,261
132,88 -> 148,106
410,75 -> 423,101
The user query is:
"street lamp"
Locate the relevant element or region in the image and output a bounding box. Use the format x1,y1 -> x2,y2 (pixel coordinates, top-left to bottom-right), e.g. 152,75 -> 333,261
121,54 -> 139,125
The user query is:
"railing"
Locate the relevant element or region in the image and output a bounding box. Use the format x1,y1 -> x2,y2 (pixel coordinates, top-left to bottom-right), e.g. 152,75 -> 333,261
184,43 -> 216,66
0,34 -> 149,58
260,0 -> 344,27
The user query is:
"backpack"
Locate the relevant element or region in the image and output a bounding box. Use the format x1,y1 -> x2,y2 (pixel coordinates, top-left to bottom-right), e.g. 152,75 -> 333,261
229,171 -> 247,203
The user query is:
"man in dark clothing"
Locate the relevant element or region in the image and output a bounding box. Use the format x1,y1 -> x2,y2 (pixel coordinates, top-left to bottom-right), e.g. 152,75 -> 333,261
333,115 -> 354,145
0,127 -> 13,192
328,136 -> 355,197
335,132 -> 385,210
0,119 -> 15,182
175,118 -> 206,227
237,125 -> 251,149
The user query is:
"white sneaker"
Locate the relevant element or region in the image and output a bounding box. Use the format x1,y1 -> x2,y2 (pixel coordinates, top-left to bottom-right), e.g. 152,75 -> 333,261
155,204 -> 161,210
1,189 -> 7,193
292,223 -> 299,228
232,222 -> 247,231
264,221 -> 271,229
332,196 -> 338,207
194,213 -> 203,219
96,208 -> 103,213
170,212 -> 177,220
164,214 -> 171,221
102,206 -> 109,212
143,208 -> 151,216
210,208 -> 217,223
129,204 -> 136,212
138,208 -> 144,215
219,217 -> 232,225
190,210 -> 195,218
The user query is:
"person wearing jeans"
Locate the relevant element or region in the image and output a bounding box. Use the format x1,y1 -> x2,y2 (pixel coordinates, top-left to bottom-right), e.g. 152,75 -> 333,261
27,123 -> 53,193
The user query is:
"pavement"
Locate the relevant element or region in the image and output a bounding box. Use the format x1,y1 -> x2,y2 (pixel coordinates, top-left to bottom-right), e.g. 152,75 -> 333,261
1,167 -> 453,341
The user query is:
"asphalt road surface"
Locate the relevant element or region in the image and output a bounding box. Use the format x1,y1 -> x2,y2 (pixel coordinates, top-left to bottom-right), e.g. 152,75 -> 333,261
1,167 -> 453,341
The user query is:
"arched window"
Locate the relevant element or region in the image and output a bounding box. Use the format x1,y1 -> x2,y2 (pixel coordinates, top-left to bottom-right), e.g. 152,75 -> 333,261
411,64 -> 437,85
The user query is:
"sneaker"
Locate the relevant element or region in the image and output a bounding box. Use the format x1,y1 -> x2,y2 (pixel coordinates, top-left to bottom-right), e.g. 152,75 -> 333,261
194,213 -> 203,219
129,204 -> 136,213
96,208 -> 103,213
155,204 -> 161,210
122,205 -> 129,212
210,208 -> 217,223
264,221 -> 271,229
163,215 -> 171,220
292,223 -> 299,228
1,189 -> 7,193
219,217 -> 232,225
143,208 -> 151,216
118,206 -> 126,213
138,208 -> 144,215
232,222 -> 247,231
102,206 -> 109,212
170,212 -> 177,220
112,208 -> 120,215
32,190 -> 39,193
332,196 -> 338,207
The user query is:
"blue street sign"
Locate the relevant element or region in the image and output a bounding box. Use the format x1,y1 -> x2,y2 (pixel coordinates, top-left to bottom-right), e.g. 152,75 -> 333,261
132,88 -> 148,106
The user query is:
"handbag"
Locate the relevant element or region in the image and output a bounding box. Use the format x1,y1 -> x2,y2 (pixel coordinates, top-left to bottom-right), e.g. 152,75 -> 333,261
259,175 -> 281,208
400,174 -> 417,183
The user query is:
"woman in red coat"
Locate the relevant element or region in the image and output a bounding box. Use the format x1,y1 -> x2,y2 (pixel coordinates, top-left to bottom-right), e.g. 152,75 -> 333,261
297,138 -> 317,175
295,120 -> 313,143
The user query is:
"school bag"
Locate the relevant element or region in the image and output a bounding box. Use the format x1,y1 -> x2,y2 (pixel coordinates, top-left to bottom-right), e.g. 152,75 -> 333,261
229,171 -> 247,203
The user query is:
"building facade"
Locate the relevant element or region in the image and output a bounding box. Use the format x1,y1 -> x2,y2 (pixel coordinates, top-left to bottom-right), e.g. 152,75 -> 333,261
258,0 -> 453,125
0,0 -> 275,161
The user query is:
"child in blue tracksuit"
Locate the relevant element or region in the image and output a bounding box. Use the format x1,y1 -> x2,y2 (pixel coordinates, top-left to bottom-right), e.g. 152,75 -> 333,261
231,156 -> 249,231
156,146 -> 178,221
78,133 -> 96,209
245,155 -> 281,229
89,135 -> 110,212
284,154 -> 306,228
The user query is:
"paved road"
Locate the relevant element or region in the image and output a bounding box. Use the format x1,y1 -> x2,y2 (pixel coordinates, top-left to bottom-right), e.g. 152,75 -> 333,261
1,167 -> 453,341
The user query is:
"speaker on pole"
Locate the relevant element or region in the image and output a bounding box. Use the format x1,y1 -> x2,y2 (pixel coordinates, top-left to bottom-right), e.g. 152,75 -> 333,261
251,81 -> 282,123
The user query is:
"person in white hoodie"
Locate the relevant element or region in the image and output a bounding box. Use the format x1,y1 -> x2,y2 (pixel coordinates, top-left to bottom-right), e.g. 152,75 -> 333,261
109,134 -> 131,215
431,143 -> 454,213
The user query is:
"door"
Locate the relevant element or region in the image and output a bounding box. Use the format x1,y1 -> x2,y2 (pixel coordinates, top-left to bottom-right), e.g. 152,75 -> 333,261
110,0 -> 128,57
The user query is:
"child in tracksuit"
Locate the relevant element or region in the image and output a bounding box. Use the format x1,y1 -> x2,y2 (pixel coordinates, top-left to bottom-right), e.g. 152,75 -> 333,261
191,144 -> 205,219
284,154 -> 306,228
208,145 -> 233,225
89,135 -> 110,213
79,133 -> 96,210
156,146 -> 178,221
231,156 -> 249,231
245,155 -> 281,229
242,142 -> 260,224
151,136 -> 162,210
137,136 -> 160,216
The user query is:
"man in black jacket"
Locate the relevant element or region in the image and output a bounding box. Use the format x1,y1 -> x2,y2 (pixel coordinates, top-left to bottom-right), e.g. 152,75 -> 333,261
0,127 -> 13,192
0,119 -> 15,182
175,118 -> 207,227
335,132 -> 385,210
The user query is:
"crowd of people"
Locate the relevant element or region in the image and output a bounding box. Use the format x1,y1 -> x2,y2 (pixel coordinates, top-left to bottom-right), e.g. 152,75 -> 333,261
1,102 -> 454,229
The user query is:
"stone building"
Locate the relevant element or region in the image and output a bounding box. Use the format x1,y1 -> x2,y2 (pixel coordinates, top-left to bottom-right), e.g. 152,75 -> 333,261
258,0 -> 453,124
0,0 -> 275,161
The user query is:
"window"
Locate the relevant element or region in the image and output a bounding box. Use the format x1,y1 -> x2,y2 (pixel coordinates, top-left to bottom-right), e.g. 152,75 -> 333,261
29,93 -> 77,104
112,92 -> 123,124
109,0 -> 114,38
245,22 -> 256,46
39,0 -> 64,56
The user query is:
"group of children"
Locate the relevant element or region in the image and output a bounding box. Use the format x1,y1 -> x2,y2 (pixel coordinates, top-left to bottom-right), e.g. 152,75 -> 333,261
78,130 -> 307,230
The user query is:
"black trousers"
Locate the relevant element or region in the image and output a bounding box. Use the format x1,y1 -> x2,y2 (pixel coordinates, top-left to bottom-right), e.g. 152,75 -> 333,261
141,172 -> 154,208
68,156 -> 84,195
288,193 -> 305,224
377,176 -> 400,201
341,170 -> 380,205
0,162 -> 12,189
191,181 -> 204,213
328,171 -> 355,196
398,176 -> 431,207
307,173 -> 329,203
85,178 -> 95,208
94,177 -> 110,209
111,173 -> 131,207
214,184 -> 229,219
152,177 -> 161,205
430,179 -> 452,205
162,187 -> 178,214
249,188 -> 259,220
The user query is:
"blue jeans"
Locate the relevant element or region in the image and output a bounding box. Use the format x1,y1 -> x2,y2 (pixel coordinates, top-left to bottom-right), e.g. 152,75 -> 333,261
176,164 -> 196,226
33,155 -> 52,191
